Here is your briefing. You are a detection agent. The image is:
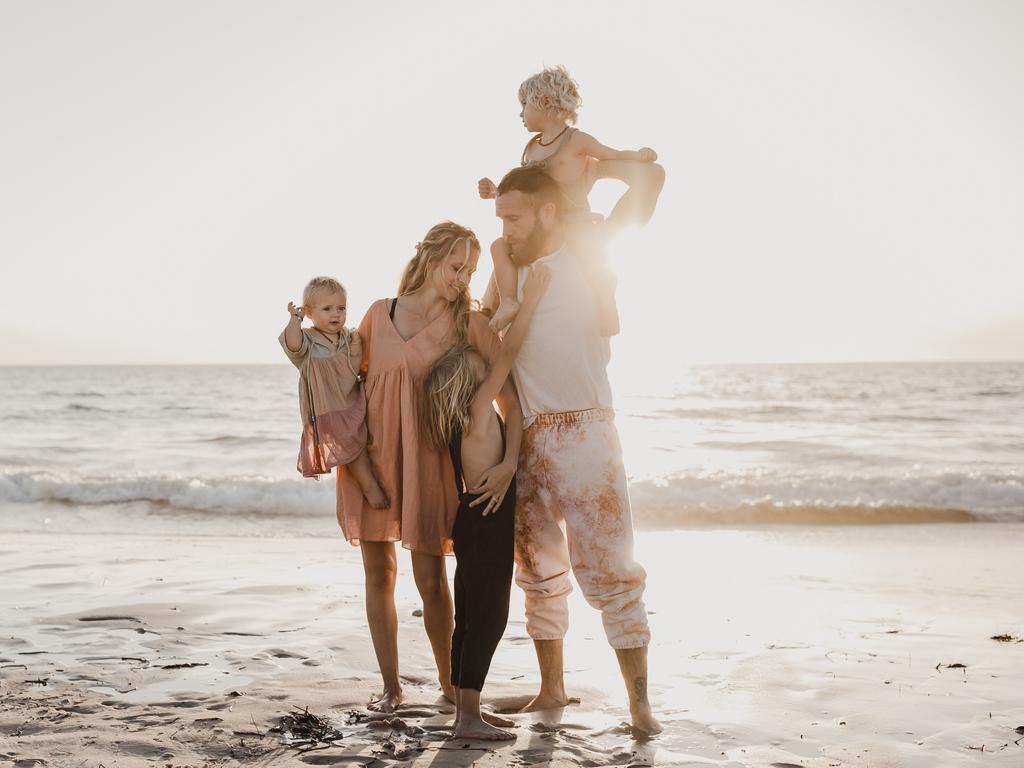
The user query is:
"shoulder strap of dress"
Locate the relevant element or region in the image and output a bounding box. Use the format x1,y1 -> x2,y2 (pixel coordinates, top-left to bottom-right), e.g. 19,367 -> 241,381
389,298 -> 397,321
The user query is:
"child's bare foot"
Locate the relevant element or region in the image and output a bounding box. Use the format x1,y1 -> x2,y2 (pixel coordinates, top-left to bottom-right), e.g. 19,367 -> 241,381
364,481 -> 389,510
488,299 -> 520,332
368,687 -> 403,713
453,717 -> 515,741
481,710 -> 515,728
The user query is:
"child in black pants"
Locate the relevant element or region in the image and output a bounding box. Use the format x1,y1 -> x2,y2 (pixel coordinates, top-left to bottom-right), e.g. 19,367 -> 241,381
423,266 -> 550,739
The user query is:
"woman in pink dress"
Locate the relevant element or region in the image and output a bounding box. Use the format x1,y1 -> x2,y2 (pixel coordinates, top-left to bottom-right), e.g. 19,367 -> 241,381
336,221 -> 523,712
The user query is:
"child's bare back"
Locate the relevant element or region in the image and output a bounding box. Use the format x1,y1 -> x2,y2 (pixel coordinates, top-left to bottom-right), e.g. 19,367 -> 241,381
479,65 -> 658,335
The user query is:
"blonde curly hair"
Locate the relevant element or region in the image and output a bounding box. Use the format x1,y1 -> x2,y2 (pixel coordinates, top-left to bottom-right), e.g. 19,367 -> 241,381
518,65 -> 582,125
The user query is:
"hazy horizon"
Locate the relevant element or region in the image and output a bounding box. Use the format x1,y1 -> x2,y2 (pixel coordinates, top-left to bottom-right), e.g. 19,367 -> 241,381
3,1 -> 1022,374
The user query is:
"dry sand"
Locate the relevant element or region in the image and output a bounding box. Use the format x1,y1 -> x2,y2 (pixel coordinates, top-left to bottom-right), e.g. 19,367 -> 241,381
2,523 -> 1022,767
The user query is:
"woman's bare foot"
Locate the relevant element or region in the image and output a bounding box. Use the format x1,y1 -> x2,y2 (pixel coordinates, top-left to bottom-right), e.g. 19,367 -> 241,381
629,704 -> 663,737
452,717 -> 515,741
367,687 -> 403,713
481,710 -> 515,728
440,680 -> 456,705
363,481 -> 389,510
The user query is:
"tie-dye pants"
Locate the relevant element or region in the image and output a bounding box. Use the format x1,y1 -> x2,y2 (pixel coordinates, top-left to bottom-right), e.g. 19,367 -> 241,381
514,408 -> 650,649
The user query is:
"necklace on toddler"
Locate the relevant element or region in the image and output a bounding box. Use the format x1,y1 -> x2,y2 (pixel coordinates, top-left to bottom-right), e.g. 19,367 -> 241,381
536,125 -> 570,147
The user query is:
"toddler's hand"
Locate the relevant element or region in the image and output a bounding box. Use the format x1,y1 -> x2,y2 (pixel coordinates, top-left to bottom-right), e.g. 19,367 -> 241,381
478,177 -> 497,199
287,302 -> 304,320
523,265 -> 551,300
638,147 -> 658,162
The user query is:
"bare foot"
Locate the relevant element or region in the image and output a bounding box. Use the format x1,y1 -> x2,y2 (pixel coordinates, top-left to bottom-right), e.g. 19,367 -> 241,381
440,680 -> 456,705
481,710 -> 515,728
488,299 -> 520,333
453,718 -> 516,741
367,688 -> 402,713
363,482 -> 389,510
518,693 -> 579,713
630,705 -> 663,737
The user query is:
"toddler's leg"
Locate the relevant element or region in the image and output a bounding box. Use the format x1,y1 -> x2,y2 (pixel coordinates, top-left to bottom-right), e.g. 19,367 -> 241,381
346,449 -> 389,509
489,238 -> 521,332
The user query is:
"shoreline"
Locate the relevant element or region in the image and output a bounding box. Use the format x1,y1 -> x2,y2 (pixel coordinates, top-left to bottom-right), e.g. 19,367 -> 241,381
2,525 -> 1023,766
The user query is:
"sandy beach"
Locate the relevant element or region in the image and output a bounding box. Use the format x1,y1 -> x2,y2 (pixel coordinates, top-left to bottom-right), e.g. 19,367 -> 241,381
2,523 -> 1022,767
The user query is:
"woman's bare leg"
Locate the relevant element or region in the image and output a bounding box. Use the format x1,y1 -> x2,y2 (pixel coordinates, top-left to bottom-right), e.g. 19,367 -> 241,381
361,541 -> 402,712
410,551 -> 456,703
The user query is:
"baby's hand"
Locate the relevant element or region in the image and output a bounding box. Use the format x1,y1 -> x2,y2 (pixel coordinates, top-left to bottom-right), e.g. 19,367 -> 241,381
478,177 -> 497,199
523,265 -> 551,300
638,147 -> 658,162
287,301 -> 305,320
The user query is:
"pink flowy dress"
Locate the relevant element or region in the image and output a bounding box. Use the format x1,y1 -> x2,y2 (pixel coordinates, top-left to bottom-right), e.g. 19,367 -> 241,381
336,299 -> 500,555
279,327 -> 367,478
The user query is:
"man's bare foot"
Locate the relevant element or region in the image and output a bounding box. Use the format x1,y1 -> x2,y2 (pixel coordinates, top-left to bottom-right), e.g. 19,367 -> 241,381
481,710 -> 515,727
518,692 -> 579,713
488,299 -> 520,332
367,688 -> 402,713
363,482 -> 389,510
452,718 -> 515,741
630,705 -> 663,737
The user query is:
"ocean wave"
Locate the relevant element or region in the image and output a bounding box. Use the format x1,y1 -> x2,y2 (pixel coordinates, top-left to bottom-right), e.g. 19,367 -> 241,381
64,403 -> 120,413
641,405 -> 812,421
628,469 -> 1024,524
199,435 -> 290,445
0,468 -> 333,518
1,466 -> 1021,526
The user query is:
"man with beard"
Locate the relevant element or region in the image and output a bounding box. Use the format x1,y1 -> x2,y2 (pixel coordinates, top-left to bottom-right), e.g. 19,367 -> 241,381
492,159 -> 665,735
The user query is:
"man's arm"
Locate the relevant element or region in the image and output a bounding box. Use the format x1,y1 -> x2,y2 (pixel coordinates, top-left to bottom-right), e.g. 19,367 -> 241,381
592,159 -> 666,238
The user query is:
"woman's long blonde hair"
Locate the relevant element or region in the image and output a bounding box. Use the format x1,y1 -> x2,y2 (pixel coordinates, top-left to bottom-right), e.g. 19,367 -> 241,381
398,221 -> 479,348
422,345 -> 478,452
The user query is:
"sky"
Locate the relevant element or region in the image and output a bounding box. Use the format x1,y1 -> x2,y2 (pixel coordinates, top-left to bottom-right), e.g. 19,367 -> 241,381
2,0 -> 1022,373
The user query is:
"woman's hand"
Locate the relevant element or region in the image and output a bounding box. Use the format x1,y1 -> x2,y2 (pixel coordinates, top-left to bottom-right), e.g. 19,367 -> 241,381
638,147 -> 658,162
478,177 -> 498,199
468,460 -> 516,516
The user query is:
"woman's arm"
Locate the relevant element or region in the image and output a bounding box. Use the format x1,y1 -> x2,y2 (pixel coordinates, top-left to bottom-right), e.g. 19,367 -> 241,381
468,374 -> 523,515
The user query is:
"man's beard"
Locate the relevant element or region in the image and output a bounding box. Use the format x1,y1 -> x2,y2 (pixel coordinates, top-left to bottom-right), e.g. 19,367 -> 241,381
509,219 -> 550,264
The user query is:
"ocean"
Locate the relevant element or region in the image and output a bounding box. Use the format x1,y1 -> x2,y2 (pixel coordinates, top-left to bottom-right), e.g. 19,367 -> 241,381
1,363 -> 1021,536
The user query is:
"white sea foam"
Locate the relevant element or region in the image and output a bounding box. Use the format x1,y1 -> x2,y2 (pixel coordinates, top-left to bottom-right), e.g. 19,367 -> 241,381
0,467 -> 334,518
2,363 -> 1022,529
3,465 -> 1020,525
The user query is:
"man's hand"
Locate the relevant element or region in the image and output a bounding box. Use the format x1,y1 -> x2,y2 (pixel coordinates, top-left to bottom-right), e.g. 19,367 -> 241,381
478,177 -> 498,199
467,461 -> 516,516
287,302 -> 304,320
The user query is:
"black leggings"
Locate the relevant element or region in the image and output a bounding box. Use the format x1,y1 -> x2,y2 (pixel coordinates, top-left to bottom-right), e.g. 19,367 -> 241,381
449,479 -> 515,692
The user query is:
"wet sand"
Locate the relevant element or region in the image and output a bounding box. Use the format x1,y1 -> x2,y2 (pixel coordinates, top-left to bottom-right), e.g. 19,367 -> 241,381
2,524 -> 1022,766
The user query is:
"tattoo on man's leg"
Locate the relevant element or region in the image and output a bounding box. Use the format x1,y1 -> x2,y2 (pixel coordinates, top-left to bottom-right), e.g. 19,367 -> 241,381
633,676 -> 648,704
